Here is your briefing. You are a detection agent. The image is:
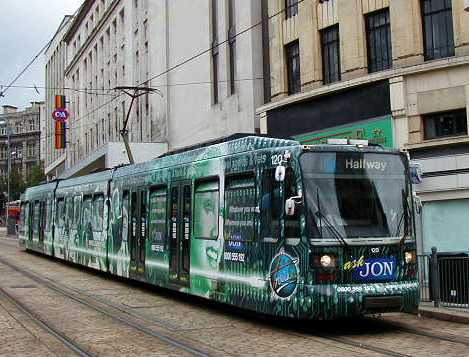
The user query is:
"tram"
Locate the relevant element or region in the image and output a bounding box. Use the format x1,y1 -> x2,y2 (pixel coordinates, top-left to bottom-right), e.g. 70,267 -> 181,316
18,134 -> 419,320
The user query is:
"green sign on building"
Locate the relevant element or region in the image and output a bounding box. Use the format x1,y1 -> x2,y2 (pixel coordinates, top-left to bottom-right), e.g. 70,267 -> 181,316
293,115 -> 394,148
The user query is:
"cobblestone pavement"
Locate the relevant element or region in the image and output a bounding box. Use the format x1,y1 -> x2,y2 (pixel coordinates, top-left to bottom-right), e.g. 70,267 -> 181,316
0,237 -> 468,357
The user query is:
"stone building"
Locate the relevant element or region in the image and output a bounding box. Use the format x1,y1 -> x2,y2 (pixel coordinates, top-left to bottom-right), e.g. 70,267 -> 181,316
257,0 -> 469,255
43,0 -> 264,178
44,15 -> 74,180
0,103 -> 42,183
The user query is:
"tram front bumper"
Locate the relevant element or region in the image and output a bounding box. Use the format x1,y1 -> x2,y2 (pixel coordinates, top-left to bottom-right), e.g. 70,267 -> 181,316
301,281 -> 420,319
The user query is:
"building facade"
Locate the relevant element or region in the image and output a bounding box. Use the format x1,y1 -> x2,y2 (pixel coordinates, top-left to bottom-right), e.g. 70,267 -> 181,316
258,0 -> 469,255
0,103 -> 42,183
42,0 -> 264,178
44,15 -> 74,180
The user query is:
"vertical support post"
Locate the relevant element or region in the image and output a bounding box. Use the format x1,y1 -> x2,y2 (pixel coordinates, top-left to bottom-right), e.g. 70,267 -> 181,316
431,246 -> 440,308
6,125 -> 10,230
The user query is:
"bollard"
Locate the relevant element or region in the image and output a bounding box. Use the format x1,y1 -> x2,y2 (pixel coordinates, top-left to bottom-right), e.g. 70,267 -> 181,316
431,247 -> 440,308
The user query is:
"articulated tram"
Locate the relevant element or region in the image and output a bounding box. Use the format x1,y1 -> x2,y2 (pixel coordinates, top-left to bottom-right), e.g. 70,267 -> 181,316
18,135 -> 419,320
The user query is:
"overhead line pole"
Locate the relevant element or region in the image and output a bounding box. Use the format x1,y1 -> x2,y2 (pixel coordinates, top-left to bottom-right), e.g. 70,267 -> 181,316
114,86 -> 161,165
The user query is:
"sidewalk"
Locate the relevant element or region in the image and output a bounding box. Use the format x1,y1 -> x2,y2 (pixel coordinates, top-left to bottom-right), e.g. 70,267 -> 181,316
419,301 -> 469,324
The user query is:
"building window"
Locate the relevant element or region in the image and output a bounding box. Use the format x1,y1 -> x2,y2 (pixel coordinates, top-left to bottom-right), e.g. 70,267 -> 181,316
285,0 -> 298,19
366,8 -> 392,73
285,41 -> 301,95
423,109 -> 467,140
421,0 -> 454,61
321,25 -> 341,84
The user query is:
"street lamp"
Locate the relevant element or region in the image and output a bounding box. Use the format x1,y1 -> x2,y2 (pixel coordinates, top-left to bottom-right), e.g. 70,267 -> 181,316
0,120 -> 10,228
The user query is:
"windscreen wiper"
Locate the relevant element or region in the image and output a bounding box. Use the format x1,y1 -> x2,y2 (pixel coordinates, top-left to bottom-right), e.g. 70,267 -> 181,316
396,191 -> 410,246
314,210 -> 349,247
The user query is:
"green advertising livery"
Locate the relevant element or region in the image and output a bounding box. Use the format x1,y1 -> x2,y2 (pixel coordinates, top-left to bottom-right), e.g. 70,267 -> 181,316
18,134 -> 419,320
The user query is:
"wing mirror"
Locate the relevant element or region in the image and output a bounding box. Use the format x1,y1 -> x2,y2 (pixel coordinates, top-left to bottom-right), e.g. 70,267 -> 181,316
285,196 -> 302,216
275,165 -> 285,182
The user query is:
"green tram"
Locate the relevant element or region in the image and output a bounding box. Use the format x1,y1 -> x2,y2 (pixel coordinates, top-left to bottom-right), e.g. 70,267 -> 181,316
18,135 -> 419,319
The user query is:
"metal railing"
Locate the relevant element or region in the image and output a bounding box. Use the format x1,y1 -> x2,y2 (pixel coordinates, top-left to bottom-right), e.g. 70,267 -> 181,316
418,247 -> 469,309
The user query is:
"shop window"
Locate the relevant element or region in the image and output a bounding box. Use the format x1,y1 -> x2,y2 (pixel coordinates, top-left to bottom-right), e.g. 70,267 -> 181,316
286,40 -> 301,95
194,179 -> 219,239
321,25 -> 341,84
366,8 -> 392,73
224,173 -> 256,242
421,0 -> 454,60
423,109 -> 467,140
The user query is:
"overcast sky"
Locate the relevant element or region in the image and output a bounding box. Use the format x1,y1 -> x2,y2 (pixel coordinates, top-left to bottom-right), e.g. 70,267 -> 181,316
0,0 -> 83,109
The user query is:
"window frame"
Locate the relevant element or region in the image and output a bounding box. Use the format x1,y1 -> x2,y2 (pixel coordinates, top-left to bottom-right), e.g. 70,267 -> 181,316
285,0 -> 298,19
321,24 -> 341,85
366,8 -> 392,73
421,0 -> 455,61
423,109 -> 468,140
193,177 -> 220,240
285,40 -> 301,95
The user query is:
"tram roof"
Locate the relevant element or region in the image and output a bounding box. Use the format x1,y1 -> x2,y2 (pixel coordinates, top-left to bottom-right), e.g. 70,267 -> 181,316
23,181 -> 58,200
113,135 -> 299,178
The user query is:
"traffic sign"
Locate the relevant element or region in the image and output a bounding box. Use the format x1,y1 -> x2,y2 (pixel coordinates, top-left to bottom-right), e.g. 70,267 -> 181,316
52,108 -> 69,122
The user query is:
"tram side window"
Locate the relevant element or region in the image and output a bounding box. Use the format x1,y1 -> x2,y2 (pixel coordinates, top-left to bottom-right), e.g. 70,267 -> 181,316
92,194 -> 104,232
224,173 -> 256,242
194,179 -> 219,240
19,203 -> 26,235
23,203 -> 30,236
66,197 -> 74,228
45,200 -> 52,232
261,169 -> 282,242
149,187 -> 166,246
33,201 -> 41,235
122,191 -> 130,242
56,198 -> 65,228
72,196 -> 81,229
82,196 -> 93,230
284,168 -> 301,242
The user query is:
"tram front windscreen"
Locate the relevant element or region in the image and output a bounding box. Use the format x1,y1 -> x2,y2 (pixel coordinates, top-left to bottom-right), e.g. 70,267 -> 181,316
300,151 -> 410,240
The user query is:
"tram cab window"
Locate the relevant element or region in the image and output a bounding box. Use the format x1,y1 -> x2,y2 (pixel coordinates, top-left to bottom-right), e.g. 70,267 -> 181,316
23,203 -> 30,237
149,187 -> 167,245
224,173 -> 256,242
194,179 -> 219,240
72,196 -> 81,229
56,198 -> 65,228
92,195 -> 104,232
261,169 -> 281,242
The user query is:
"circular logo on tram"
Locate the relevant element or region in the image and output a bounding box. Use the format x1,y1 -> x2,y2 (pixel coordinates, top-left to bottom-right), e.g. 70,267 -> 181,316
269,249 -> 299,299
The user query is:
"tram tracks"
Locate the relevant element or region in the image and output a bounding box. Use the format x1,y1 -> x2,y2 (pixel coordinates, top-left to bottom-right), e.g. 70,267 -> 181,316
0,255 -> 213,357
3,240 -> 469,357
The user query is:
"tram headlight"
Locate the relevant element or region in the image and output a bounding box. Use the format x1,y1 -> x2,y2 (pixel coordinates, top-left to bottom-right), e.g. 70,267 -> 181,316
405,251 -> 416,264
320,254 -> 333,268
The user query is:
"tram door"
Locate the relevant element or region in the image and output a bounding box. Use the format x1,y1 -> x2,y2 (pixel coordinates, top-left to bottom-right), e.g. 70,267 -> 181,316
169,182 -> 191,285
129,190 -> 148,276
